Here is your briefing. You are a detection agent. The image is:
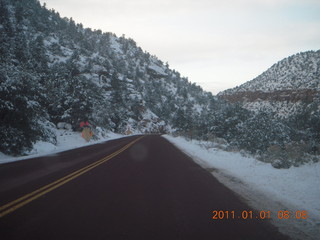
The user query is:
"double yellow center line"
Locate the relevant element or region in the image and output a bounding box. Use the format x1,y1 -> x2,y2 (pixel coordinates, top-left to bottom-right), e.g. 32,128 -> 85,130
0,136 -> 143,218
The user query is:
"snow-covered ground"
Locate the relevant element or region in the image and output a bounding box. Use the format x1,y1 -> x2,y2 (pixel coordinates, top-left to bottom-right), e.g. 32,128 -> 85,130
0,129 -> 126,164
164,135 -> 320,240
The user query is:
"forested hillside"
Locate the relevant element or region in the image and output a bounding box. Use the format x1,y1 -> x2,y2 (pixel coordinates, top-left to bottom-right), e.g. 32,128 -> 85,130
0,0 -> 217,155
0,0 -> 319,168
222,51 -> 320,93
220,51 -> 320,118
219,51 -> 320,167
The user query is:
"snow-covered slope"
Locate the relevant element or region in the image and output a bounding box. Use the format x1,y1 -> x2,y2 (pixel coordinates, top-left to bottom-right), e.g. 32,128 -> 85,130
214,51 -> 320,167
219,51 -> 320,117
221,50 -> 320,94
0,0 -> 215,155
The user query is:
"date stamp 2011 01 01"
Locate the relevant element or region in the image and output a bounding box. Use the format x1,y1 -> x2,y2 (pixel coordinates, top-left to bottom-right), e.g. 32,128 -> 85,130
212,210 -> 308,220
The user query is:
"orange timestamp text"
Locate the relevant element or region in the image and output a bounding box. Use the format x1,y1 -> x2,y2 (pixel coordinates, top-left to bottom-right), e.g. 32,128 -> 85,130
212,210 -> 308,220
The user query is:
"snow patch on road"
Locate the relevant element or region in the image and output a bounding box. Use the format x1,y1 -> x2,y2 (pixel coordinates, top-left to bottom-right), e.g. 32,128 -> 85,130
163,135 -> 320,240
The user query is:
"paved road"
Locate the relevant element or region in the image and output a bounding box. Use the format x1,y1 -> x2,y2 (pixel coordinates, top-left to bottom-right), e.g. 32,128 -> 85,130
0,135 -> 289,240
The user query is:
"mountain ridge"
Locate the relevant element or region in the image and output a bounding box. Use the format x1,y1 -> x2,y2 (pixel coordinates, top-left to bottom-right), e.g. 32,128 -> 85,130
219,50 -> 320,95
218,50 -> 320,119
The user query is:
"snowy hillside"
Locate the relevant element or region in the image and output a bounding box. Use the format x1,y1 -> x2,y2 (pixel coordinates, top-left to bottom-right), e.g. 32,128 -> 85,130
219,51 -> 320,116
0,0 -> 215,155
221,50 -> 320,94
216,51 -> 320,167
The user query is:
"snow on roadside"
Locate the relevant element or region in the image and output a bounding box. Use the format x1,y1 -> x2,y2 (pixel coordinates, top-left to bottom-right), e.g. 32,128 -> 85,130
163,135 -> 320,240
0,129 -> 126,164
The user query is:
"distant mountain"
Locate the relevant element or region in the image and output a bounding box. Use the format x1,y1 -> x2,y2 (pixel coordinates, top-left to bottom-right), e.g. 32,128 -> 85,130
217,51 -> 320,167
219,51 -> 320,118
222,51 -> 320,94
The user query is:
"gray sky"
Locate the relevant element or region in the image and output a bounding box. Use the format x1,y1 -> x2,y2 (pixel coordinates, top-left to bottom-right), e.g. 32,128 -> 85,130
41,0 -> 320,94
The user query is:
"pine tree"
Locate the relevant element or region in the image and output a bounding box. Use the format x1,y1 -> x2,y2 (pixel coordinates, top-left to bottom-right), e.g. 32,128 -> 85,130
0,66 -> 53,155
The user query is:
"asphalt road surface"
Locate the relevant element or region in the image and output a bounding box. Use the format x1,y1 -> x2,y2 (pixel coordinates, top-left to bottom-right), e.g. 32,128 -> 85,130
0,135 -> 289,240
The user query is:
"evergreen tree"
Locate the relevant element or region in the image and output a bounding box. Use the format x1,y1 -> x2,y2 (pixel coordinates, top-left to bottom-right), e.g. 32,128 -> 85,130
0,66 -> 54,155
30,35 -> 49,72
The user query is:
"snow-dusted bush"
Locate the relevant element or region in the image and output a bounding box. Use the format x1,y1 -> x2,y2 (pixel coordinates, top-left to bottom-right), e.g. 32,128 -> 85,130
233,112 -> 291,154
0,67 -> 54,155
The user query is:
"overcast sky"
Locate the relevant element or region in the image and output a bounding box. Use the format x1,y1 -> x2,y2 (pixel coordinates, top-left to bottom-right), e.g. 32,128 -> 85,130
41,0 -> 320,94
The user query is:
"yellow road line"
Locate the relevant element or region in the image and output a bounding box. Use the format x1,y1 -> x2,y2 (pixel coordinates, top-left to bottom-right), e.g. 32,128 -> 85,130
0,136 -> 143,218
0,148 -> 118,211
